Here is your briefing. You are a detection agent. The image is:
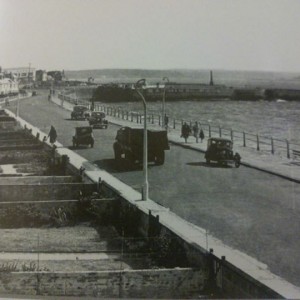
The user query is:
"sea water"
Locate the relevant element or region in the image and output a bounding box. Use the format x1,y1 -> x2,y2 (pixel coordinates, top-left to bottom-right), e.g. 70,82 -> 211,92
107,99 -> 300,144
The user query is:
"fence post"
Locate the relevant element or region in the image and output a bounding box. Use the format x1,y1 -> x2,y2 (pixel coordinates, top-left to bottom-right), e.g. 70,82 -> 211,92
152,115 -> 154,124
173,119 -> 176,129
256,134 -> 260,151
286,140 -> 290,159
243,132 -> 246,147
230,129 -> 233,141
159,116 -> 161,126
271,137 -> 274,155
126,111 -> 129,120
131,113 -> 133,122
136,114 -> 139,123
208,125 -> 211,138
219,126 -> 222,137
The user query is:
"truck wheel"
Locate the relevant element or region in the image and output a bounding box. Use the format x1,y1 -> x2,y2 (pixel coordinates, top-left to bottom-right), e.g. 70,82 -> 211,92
114,145 -> 122,161
125,151 -> 134,163
155,151 -> 165,165
235,160 -> 240,168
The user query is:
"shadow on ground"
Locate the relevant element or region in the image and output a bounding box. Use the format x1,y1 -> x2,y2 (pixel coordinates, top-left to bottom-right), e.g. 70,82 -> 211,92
93,158 -> 159,173
68,145 -> 92,150
187,161 -> 232,168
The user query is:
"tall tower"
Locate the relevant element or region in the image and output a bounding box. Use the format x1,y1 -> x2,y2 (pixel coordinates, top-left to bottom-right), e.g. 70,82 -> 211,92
209,70 -> 214,86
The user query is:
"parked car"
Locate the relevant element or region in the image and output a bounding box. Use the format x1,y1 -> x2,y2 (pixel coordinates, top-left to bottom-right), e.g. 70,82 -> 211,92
71,105 -> 91,120
205,137 -> 241,168
72,126 -> 94,148
88,111 -> 108,129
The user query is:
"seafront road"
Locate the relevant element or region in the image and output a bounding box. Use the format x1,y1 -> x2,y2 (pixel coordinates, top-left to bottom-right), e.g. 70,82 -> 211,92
5,90 -> 300,289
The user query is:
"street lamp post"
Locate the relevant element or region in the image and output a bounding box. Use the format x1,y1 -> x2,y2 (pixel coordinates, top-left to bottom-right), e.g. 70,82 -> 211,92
162,76 -> 169,128
135,79 -> 148,201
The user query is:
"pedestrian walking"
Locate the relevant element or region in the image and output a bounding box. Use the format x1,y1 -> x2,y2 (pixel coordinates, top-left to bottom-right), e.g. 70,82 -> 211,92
192,121 -> 200,143
199,128 -> 205,143
181,122 -> 191,143
164,114 -> 169,130
48,125 -> 57,144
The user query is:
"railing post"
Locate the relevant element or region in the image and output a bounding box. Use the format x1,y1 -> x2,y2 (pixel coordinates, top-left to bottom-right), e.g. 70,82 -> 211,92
243,132 -> 246,147
131,112 -> 133,122
173,119 -> 176,129
126,111 -> 129,120
286,140 -> 290,159
256,134 -> 260,151
208,125 -> 211,138
159,116 -> 161,126
219,126 -> 222,137
136,114 -> 139,123
152,115 -> 154,124
230,129 -> 233,141
271,137 -> 274,155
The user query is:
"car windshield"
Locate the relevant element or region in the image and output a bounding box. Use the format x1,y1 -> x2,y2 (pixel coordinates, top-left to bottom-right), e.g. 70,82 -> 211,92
73,106 -> 87,112
209,139 -> 232,148
92,112 -> 105,118
76,127 -> 92,135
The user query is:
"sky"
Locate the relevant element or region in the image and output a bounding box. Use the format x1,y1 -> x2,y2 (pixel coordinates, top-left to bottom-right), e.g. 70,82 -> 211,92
1,0 -> 300,72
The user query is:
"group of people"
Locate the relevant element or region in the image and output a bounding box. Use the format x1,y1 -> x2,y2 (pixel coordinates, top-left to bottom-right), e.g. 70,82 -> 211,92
181,121 -> 204,143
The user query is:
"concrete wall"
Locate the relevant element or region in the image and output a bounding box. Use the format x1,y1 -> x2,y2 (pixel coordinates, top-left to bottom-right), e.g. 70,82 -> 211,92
0,176 -> 79,185
0,183 -> 97,202
0,268 -> 204,298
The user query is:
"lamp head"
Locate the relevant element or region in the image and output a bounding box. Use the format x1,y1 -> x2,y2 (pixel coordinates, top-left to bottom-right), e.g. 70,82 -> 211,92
135,78 -> 147,89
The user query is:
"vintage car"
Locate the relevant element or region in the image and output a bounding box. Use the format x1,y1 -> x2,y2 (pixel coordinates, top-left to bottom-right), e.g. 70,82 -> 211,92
72,126 -> 94,148
205,137 -> 241,168
71,105 -> 91,120
88,111 -> 108,129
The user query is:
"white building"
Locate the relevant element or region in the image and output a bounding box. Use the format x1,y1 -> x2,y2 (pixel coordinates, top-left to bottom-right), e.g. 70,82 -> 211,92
0,78 -> 19,96
4,67 -> 36,83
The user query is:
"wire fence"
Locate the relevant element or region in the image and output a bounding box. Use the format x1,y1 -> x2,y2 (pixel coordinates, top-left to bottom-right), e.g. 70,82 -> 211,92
57,92 -> 300,160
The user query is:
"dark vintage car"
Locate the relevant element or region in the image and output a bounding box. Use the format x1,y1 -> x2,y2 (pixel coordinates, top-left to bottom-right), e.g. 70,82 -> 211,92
72,126 -> 94,148
88,111 -> 108,129
205,137 -> 241,168
71,105 -> 91,120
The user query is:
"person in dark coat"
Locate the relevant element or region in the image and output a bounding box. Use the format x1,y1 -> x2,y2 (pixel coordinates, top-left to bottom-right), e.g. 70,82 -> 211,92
199,128 -> 205,143
48,125 -> 57,144
181,122 -> 191,143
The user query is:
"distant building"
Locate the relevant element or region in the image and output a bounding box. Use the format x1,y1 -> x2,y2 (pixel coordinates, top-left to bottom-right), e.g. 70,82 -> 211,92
3,67 -> 36,84
0,78 -> 19,97
35,70 -> 48,82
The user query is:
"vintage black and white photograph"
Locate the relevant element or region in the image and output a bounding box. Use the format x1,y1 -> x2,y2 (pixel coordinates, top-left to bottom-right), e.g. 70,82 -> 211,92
1,0 -> 300,298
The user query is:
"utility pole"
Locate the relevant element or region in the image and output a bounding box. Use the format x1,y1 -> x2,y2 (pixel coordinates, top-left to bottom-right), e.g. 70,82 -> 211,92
135,79 -> 148,201
162,77 -> 169,128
